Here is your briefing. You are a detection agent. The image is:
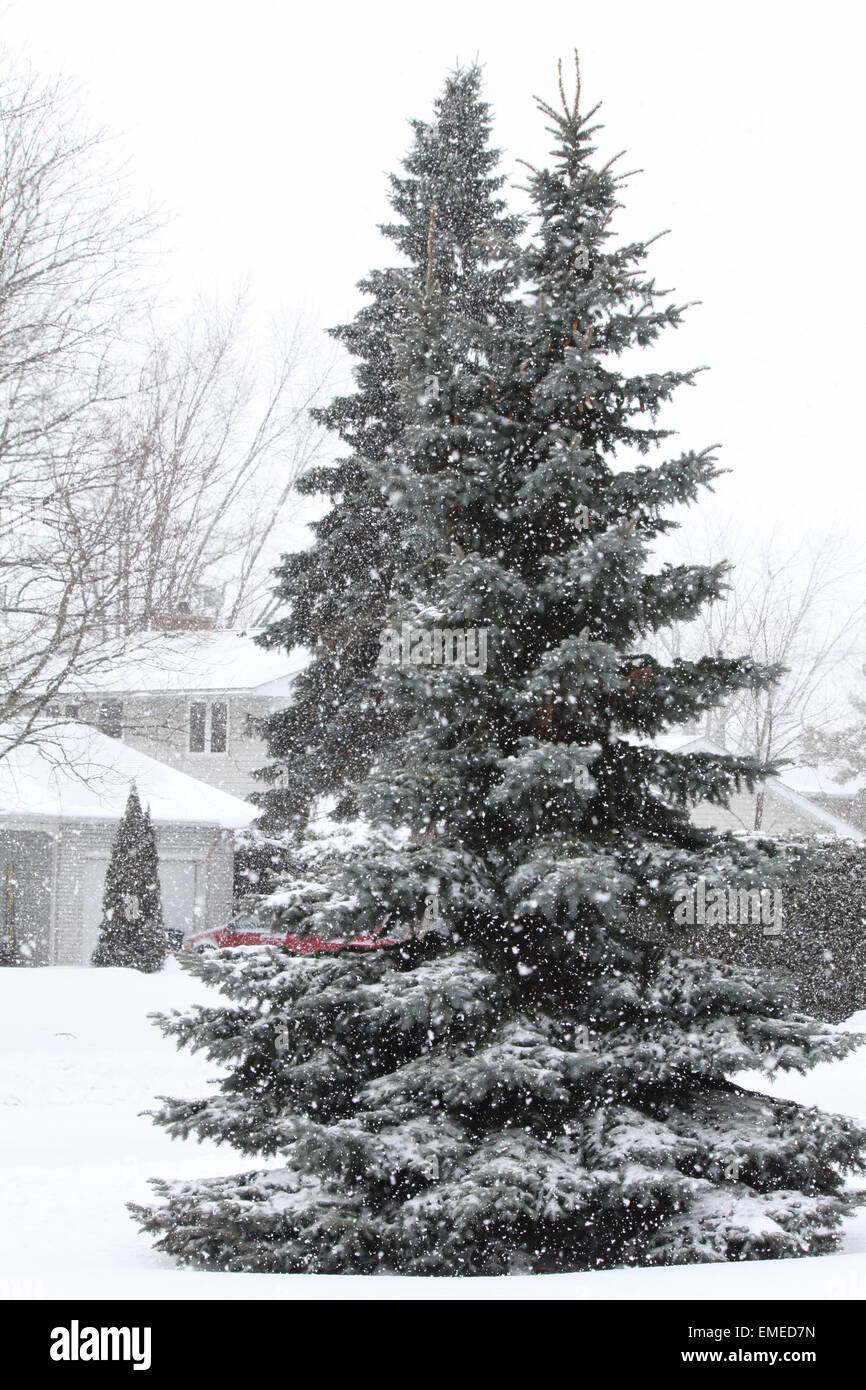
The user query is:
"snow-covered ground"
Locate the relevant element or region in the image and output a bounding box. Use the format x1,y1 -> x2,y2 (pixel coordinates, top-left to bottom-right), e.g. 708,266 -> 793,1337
2,960 -> 865,1301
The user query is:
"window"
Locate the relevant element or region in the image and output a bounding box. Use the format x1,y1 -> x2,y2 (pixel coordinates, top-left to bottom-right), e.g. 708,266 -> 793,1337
189,701 -> 228,754
97,700 -> 123,739
210,701 -> 227,753
46,702 -> 80,720
189,702 -> 206,753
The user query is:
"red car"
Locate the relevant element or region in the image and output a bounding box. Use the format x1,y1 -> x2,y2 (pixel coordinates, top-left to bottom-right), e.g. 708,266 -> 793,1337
183,921 -> 400,954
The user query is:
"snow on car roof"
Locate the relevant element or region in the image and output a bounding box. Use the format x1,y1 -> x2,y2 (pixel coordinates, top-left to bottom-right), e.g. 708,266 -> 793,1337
0,722 -> 257,828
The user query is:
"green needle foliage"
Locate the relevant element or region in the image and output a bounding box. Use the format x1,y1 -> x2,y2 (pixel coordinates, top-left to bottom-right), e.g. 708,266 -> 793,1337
92,787 -> 166,973
132,58 -> 865,1275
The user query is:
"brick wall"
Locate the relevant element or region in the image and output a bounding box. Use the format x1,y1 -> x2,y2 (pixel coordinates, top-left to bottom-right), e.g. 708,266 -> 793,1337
0,827 -> 55,965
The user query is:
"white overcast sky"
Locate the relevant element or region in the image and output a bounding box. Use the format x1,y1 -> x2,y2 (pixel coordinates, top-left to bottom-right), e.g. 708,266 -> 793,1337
3,0 -> 864,597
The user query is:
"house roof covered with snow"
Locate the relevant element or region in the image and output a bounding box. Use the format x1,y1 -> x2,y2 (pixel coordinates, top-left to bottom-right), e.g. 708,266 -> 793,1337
777,762 -> 866,799
57,630 -> 310,698
646,732 -> 864,843
0,723 -> 257,828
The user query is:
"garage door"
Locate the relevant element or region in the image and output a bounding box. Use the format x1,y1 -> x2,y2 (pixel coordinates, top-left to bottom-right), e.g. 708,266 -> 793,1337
80,857 -> 202,963
158,860 -> 200,941
80,859 -> 109,965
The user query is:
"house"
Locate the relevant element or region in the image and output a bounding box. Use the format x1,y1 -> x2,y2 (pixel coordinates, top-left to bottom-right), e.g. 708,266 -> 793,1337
652,733 -> 864,842
0,722 -> 256,966
53,629 -> 309,802
779,762 -> 866,836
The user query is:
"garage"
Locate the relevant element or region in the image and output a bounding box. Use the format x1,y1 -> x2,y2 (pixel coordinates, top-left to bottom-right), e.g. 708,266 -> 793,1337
0,722 -> 255,965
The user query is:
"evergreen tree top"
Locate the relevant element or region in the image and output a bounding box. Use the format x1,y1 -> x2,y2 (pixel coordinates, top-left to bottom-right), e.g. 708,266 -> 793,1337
382,63 -> 520,295
313,62 -> 523,460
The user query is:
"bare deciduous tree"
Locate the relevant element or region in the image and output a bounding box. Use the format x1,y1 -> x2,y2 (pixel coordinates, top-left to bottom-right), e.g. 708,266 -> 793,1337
652,523 -> 865,827
0,59 -> 154,761
88,297 -> 329,635
0,61 -> 329,765
0,63 -> 151,482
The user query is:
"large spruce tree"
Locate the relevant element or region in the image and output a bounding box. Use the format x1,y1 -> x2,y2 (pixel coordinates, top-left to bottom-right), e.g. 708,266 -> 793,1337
253,64 -> 521,841
132,59 -> 865,1274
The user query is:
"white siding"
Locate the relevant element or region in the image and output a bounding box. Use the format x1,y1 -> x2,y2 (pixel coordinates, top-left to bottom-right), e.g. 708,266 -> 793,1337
75,693 -> 288,801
